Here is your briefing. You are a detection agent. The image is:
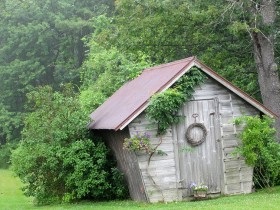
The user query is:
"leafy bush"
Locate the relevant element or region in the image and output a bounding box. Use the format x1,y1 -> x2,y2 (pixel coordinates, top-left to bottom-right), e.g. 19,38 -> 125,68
235,116 -> 280,188
11,85 -> 128,205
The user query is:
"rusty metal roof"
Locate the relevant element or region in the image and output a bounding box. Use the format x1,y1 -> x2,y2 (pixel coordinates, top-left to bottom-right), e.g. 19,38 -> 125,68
89,57 -> 276,130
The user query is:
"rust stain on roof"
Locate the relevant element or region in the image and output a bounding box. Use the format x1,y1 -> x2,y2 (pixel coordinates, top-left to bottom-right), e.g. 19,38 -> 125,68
89,57 -> 276,130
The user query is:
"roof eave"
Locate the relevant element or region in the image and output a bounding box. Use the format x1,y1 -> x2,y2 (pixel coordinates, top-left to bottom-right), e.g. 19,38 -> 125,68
117,58 -> 197,130
193,59 -> 277,118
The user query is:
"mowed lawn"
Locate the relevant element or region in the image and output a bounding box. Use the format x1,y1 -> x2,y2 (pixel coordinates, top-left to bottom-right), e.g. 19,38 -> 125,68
1,169 -> 280,210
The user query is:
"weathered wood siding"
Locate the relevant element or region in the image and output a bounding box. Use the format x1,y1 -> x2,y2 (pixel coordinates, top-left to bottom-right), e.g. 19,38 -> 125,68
128,114 -> 180,203
101,128 -> 147,201
126,77 -> 259,202
192,77 -> 258,195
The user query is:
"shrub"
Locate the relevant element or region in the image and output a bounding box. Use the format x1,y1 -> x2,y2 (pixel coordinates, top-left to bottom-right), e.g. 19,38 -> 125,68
11,85 -> 128,204
235,116 -> 280,188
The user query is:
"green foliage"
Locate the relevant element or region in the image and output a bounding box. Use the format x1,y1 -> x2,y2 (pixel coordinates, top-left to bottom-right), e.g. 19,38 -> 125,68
11,85 -> 128,204
0,0 -> 114,144
234,116 -> 280,188
0,142 -> 17,169
147,89 -> 185,135
123,132 -> 154,154
0,103 -> 23,144
146,68 -> 205,135
80,37 -> 151,114
0,103 -> 22,168
97,0 -> 261,101
173,67 -> 206,97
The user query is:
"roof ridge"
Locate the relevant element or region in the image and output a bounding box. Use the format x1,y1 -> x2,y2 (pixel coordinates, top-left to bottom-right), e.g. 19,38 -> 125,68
143,56 -> 195,72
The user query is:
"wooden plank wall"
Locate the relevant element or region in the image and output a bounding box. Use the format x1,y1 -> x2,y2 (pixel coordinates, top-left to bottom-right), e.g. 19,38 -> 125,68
101,128 -> 147,201
128,113 -> 180,203
193,78 -> 258,195
124,77 -> 259,202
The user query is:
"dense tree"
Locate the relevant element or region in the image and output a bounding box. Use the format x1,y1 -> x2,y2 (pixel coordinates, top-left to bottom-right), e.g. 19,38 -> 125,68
102,0 -> 259,97
221,0 -> 280,137
250,0 -> 280,137
0,0 -> 114,143
79,15 -> 152,113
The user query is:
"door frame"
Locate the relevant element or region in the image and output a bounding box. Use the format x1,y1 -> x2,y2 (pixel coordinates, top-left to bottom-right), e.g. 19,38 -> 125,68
173,97 -> 223,199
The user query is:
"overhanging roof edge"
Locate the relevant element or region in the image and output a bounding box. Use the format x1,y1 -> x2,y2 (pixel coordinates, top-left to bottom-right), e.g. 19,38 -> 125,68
194,60 -> 277,118
117,59 -> 197,130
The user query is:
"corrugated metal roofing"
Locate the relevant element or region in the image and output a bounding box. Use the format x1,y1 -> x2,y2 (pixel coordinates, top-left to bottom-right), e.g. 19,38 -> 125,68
89,57 -> 276,130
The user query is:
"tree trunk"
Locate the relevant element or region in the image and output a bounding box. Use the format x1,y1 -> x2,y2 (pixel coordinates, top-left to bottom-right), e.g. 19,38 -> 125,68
251,0 -> 280,139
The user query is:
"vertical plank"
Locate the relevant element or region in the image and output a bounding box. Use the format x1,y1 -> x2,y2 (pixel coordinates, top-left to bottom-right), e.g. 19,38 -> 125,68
192,77 -> 258,196
101,128 -> 147,201
128,113 -> 180,202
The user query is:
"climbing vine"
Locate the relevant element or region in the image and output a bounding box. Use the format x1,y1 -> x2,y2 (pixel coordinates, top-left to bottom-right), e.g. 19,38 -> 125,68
146,68 -> 206,135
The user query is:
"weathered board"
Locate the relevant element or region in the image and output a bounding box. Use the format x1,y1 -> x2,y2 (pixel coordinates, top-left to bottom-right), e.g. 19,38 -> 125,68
128,113 -> 180,202
193,78 -> 257,195
100,128 -> 147,201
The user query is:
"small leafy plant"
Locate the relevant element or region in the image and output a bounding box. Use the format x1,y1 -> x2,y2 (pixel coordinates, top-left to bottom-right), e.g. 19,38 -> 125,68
190,182 -> 208,191
123,132 -> 152,153
123,132 -> 166,155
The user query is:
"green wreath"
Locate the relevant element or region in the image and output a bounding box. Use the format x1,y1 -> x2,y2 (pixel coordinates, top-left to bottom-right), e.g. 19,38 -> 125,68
185,123 -> 207,146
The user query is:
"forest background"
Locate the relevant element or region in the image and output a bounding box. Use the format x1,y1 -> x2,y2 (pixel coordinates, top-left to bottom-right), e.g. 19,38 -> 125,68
0,0 -> 280,204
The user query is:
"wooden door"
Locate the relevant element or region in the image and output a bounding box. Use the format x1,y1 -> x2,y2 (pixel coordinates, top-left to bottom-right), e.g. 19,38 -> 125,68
176,98 -> 222,198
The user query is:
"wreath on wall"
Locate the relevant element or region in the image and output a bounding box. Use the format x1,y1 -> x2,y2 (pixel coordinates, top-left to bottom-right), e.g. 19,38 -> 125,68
185,122 -> 207,146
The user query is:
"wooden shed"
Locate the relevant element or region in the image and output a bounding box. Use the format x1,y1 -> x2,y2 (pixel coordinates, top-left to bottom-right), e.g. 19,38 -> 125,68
89,57 -> 275,202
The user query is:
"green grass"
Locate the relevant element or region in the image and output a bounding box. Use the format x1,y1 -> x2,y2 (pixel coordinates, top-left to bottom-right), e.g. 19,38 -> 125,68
0,169 -> 34,209
1,169 -> 280,210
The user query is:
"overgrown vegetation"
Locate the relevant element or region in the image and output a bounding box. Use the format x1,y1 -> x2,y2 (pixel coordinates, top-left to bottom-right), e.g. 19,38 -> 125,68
235,116 -> 280,188
11,85 -> 128,205
146,68 -> 205,135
